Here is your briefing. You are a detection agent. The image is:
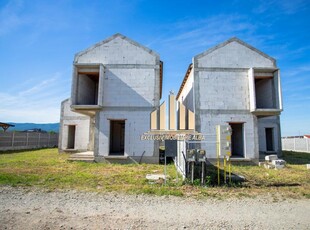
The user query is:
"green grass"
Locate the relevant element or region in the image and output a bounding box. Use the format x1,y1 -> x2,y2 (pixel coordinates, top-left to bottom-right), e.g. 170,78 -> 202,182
0,149 -> 309,199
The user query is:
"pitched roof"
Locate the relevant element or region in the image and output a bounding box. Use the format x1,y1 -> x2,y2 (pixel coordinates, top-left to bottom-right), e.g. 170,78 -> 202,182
73,33 -> 163,99
177,37 -> 277,98
194,37 -> 276,65
74,33 -> 159,62
0,122 -> 15,132
176,64 -> 193,100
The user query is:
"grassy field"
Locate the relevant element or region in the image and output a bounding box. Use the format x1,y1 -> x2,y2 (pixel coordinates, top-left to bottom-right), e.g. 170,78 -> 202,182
0,148 -> 309,199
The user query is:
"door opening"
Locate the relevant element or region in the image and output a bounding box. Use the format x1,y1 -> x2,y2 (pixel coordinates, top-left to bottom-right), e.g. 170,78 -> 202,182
265,128 -> 274,151
229,123 -> 244,158
109,120 -> 125,155
67,125 -> 76,149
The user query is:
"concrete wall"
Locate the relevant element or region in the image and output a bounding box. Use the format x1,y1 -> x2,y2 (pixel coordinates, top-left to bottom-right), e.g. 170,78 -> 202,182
196,40 -> 275,68
257,116 -> 281,153
76,36 -> 157,65
177,69 -> 194,111
96,109 -> 158,163
103,68 -> 157,107
59,99 -> 90,152
199,112 -> 258,159
64,34 -> 161,162
197,70 -> 250,110
0,132 -> 58,151
189,38 -> 279,160
282,138 -> 310,153
77,74 -> 97,105
255,79 -> 274,108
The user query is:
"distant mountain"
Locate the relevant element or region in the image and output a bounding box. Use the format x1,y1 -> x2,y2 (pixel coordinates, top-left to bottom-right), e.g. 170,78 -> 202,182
6,123 -> 59,132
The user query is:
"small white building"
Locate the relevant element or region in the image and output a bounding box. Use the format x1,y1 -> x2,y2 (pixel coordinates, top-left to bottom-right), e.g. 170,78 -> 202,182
59,34 -> 162,163
176,37 -> 283,162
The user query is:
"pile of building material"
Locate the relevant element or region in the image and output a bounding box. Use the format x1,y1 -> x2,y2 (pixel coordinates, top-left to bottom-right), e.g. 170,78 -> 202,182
263,155 -> 286,169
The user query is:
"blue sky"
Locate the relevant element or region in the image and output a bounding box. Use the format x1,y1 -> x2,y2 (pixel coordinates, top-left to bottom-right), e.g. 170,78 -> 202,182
0,0 -> 309,136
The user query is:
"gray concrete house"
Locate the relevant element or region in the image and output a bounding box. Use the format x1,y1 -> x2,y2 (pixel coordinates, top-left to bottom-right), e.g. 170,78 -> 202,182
176,37 -> 283,162
59,33 -> 162,163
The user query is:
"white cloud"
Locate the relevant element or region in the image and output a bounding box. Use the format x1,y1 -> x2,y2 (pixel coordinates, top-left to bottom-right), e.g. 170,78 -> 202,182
0,0 -> 25,36
158,15 -> 256,50
19,73 -> 60,96
253,0 -> 309,15
0,72 -> 70,123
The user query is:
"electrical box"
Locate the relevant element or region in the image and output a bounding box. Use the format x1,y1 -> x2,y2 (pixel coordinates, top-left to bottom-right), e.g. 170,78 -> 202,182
165,140 -> 177,157
196,149 -> 206,162
216,125 -> 232,157
186,149 -> 196,162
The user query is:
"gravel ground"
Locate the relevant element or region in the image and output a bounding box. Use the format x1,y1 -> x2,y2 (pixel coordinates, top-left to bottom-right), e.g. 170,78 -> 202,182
0,186 -> 309,230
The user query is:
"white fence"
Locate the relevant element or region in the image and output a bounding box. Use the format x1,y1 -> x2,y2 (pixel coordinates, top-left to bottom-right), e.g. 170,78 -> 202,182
0,132 -> 58,151
282,138 -> 310,153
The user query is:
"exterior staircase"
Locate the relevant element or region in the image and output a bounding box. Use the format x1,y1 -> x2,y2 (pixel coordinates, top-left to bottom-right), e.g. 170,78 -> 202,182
68,151 -> 95,163
102,156 -> 138,164
67,152 -> 137,164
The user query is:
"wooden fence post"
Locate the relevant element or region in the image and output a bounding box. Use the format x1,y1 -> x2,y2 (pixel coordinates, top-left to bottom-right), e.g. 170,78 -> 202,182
11,132 -> 15,147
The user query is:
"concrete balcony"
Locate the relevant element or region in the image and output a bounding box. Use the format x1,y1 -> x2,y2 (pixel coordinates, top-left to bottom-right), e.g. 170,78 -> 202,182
248,68 -> 283,117
71,63 -> 104,115
251,108 -> 282,117
71,105 -> 102,116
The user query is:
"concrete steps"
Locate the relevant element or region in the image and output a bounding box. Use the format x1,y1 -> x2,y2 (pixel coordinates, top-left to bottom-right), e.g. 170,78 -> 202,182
68,152 -> 95,163
103,156 -> 138,164
67,152 -> 138,164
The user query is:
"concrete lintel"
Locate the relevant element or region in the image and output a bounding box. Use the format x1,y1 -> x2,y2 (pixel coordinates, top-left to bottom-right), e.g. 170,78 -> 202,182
252,109 -> 282,116
104,64 -> 159,69
200,109 -> 251,115
71,105 -> 102,110
62,116 -> 90,121
74,63 -> 103,68
102,106 -> 154,111
257,116 -> 280,123
253,67 -> 278,72
195,67 -> 248,72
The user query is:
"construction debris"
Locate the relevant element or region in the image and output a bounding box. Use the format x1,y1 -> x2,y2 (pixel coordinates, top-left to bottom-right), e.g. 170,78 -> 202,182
262,155 -> 286,170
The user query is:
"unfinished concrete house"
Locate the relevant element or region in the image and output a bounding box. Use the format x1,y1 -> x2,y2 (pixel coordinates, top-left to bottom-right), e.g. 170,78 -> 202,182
59,33 -> 162,163
176,37 -> 283,162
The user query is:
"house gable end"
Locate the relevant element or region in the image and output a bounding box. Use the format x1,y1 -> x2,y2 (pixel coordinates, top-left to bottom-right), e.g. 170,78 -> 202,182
74,33 -> 159,64
194,37 -> 276,68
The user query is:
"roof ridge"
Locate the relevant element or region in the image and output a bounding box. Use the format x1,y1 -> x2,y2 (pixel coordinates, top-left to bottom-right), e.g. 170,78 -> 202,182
74,33 -> 159,62
194,37 -> 276,66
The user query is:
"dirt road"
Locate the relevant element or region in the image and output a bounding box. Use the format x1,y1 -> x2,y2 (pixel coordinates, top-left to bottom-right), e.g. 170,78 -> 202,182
0,186 -> 309,229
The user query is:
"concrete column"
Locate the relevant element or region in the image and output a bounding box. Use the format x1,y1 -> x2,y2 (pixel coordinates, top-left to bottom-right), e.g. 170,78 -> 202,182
150,110 -> 157,130
169,94 -> 176,130
179,103 -> 186,130
248,68 -> 256,111
88,116 -> 95,151
159,102 -> 166,130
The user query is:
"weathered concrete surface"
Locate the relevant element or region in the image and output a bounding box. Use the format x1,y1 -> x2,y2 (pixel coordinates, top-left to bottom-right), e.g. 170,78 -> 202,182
177,38 -> 282,164
59,34 -> 161,163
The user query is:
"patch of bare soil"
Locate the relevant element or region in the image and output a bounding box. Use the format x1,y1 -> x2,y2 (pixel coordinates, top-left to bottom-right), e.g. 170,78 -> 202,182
0,186 -> 309,229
